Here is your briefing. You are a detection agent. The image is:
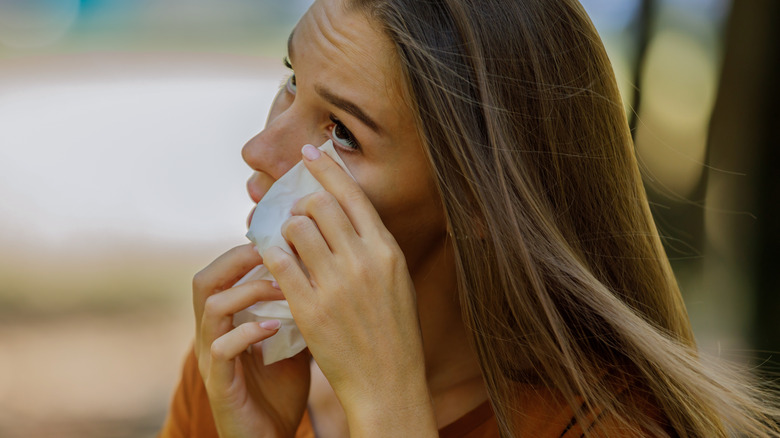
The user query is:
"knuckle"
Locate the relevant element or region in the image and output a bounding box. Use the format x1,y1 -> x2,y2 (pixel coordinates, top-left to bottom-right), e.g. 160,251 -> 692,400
309,190 -> 334,209
210,339 -> 227,361
202,294 -> 222,316
284,215 -> 313,237
246,280 -> 264,298
192,269 -> 207,290
284,216 -> 305,234
379,228 -> 398,244
376,243 -> 399,265
343,186 -> 365,205
264,249 -> 294,273
289,215 -> 311,229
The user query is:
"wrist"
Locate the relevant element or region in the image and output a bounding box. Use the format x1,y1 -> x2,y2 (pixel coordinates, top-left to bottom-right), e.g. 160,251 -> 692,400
341,376 -> 438,437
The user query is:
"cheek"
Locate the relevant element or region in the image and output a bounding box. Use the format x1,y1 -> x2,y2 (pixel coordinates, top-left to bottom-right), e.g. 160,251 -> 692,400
354,163 -> 446,253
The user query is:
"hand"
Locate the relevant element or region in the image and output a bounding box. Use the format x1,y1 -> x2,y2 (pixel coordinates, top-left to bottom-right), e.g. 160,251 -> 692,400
262,145 -> 438,437
193,244 -> 311,438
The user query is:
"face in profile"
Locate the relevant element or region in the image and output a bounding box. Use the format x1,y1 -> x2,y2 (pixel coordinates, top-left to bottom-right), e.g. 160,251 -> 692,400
242,0 -> 448,269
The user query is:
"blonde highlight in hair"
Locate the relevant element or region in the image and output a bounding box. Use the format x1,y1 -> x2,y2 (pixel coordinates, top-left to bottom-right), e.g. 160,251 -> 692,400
350,0 -> 780,436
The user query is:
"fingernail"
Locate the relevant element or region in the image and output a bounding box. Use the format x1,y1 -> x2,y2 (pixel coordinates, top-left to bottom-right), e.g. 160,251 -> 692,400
302,144 -> 321,160
270,280 -> 280,289
260,320 -> 281,330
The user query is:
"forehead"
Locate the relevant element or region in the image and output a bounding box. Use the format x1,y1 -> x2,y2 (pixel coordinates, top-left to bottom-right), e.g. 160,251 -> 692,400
291,0 -> 410,127
295,1 -> 389,76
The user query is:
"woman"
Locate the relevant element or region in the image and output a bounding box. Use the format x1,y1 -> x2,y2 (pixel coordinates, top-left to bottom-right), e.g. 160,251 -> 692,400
160,0 -> 780,436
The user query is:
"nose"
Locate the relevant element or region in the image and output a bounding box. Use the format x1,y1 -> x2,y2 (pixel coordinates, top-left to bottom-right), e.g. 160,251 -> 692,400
241,98 -> 313,181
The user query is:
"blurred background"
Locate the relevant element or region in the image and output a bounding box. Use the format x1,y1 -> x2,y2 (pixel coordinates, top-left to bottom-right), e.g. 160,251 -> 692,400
0,0 -> 777,436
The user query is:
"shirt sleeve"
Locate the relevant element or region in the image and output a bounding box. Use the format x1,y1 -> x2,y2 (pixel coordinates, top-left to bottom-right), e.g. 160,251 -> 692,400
157,345 -> 219,438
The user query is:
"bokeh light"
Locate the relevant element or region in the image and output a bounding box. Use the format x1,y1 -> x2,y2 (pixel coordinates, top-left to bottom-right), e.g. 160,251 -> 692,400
635,26 -> 718,197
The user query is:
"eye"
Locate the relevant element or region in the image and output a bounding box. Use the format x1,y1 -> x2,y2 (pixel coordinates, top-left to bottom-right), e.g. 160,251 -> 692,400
282,56 -> 296,94
329,115 -> 360,151
285,75 -> 297,94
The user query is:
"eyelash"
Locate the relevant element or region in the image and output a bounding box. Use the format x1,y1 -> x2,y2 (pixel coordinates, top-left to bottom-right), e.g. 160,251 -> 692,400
329,115 -> 361,151
282,56 -> 361,152
282,56 -> 296,89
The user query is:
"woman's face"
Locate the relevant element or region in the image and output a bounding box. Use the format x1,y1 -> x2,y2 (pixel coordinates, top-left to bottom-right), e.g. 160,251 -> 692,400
243,0 -> 446,269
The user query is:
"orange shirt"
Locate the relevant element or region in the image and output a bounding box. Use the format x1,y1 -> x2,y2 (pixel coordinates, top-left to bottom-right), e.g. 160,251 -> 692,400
158,348 -> 656,437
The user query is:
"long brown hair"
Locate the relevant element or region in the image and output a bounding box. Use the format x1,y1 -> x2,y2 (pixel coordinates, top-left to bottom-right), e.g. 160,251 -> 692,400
349,0 -> 780,436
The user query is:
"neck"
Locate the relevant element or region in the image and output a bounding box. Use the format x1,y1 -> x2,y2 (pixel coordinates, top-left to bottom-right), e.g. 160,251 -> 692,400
410,236 -> 488,426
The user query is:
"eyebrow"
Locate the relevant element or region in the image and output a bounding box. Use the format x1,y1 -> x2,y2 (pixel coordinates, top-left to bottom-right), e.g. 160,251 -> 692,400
287,29 -> 295,61
315,84 -> 382,134
288,28 -> 382,135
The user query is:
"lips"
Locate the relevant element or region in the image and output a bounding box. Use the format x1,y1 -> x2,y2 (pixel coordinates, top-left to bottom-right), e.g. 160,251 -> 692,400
246,205 -> 257,229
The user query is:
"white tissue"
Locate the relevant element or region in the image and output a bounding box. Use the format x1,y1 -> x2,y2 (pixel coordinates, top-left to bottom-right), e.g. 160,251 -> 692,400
232,140 -> 353,365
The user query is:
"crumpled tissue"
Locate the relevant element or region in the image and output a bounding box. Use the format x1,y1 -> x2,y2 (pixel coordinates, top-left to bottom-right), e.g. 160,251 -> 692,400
232,140 -> 353,365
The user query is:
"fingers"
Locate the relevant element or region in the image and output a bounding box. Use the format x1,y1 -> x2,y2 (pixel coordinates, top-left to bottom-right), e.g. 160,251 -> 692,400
289,190 -> 358,256
281,214 -> 335,274
207,320 -> 281,391
301,144 -> 383,237
193,244 -> 263,324
263,246 -> 315,311
199,280 -> 284,354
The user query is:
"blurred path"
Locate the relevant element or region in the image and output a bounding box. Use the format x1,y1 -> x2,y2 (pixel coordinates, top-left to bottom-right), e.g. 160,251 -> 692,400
0,308 -> 192,438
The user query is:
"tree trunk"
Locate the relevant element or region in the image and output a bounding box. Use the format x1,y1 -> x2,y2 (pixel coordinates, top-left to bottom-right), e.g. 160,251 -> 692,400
704,0 -> 780,361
